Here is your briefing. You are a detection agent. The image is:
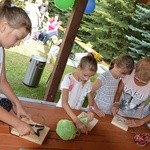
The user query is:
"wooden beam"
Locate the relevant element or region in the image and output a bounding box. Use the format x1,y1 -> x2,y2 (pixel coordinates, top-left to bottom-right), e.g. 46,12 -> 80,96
136,0 -> 150,5
44,0 -> 88,101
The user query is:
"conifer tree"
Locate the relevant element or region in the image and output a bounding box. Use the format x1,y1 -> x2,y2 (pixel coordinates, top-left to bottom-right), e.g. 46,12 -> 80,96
78,0 -> 135,61
126,4 -> 150,62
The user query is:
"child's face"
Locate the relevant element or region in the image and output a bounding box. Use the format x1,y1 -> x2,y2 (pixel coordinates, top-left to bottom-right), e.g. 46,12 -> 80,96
0,22 -> 28,49
114,65 -> 129,79
78,68 -> 95,81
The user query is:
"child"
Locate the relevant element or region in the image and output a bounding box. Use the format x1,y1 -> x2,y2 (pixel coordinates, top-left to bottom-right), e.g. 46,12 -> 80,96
92,54 -> 134,117
0,2 -> 34,136
38,15 -> 60,45
56,54 -> 97,134
47,35 -> 62,63
112,58 -> 150,127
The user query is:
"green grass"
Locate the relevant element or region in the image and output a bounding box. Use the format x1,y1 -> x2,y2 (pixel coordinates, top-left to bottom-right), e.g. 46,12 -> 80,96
5,40 -> 50,100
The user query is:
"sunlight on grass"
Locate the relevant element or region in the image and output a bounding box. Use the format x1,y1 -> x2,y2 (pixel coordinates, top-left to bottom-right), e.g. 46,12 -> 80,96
7,39 -> 46,57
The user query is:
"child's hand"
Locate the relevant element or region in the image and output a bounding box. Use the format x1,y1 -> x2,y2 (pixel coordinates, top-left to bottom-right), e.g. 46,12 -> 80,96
125,119 -> 145,127
87,111 -> 94,122
111,102 -> 119,116
75,118 -> 88,135
94,108 -> 105,118
15,120 -> 34,136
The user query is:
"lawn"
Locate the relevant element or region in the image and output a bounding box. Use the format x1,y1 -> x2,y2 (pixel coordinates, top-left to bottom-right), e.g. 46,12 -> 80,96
5,39 -> 98,104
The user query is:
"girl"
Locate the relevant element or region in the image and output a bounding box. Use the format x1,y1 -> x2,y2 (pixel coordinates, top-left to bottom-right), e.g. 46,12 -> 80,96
92,54 -> 134,117
112,58 -> 150,127
38,15 -> 60,45
0,2 -> 34,136
56,54 -> 97,134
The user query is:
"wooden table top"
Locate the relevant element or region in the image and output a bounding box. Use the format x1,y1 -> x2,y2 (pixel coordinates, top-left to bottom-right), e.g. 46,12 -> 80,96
0,101 -> 149,150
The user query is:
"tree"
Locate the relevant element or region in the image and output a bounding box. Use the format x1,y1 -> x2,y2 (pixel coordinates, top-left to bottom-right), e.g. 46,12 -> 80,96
77,0 -> 135,61
126,4 -> 150,62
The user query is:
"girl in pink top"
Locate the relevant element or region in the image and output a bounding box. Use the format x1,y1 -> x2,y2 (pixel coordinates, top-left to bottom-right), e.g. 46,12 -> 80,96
38,15 -> 60,44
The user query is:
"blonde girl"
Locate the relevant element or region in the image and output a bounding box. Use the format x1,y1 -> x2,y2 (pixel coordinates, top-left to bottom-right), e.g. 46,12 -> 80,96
56,54 -> 97,134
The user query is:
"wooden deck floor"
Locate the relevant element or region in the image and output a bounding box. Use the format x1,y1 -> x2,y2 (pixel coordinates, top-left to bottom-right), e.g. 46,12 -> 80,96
0,100 -> 149,150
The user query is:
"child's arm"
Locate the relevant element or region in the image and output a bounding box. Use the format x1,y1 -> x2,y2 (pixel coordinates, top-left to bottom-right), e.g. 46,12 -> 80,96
93,102 -> 105,117
0,107 -> 34,136
62,89 -> 88,134
91,78 -> 102,93
91,79 -> 105,117
87,92 -> 95,121
0,57 -> 31,119
111,80 -> 124,115
87,92 -> 105,118
0,75 -> 30,119
125,115 -> 150,127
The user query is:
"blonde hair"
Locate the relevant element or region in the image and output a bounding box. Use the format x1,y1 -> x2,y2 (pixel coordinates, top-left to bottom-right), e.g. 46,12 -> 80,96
0,1 -> 32,34
79,54 -> 97,73
110,54 -> 134,74
135,57 -> 150,82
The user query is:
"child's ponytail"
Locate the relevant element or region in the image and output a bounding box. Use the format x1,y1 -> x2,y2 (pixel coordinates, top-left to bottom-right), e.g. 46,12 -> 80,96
87,52 -> 94,58
79,53 -> 97,73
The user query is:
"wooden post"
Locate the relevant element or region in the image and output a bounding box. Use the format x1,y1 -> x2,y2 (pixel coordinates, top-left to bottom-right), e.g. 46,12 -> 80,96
136,0 -> 150,5
44,0 -> 88,101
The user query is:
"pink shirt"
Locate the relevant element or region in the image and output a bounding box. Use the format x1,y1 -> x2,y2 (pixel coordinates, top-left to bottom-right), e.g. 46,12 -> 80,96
48,21 -> 59,31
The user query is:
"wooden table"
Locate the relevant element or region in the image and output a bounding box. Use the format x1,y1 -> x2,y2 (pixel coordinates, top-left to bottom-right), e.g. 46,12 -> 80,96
0,101 -> 149,150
